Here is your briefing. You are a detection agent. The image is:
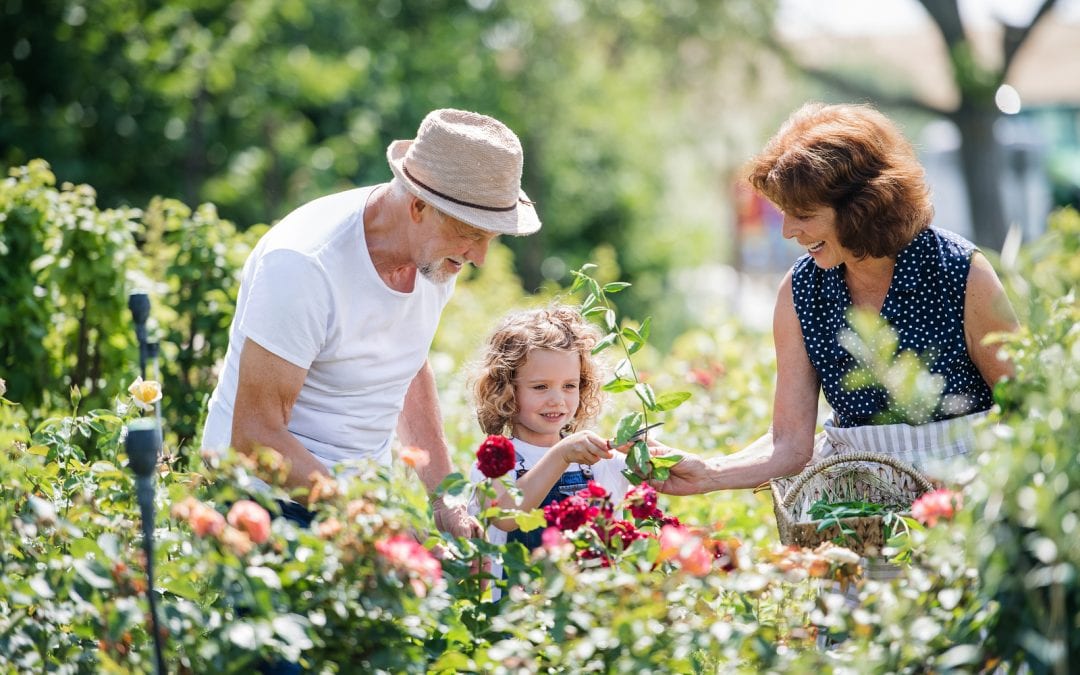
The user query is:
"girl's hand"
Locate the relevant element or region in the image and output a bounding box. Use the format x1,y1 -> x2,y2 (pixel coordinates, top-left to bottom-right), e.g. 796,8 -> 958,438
609,435 -> 663,455
554,430 -> 613,466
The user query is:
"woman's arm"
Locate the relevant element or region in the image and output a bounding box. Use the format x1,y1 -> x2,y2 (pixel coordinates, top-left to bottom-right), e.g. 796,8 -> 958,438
964,252 -> 1019,386
650,272 -> 821,494
486,431 -> 612,531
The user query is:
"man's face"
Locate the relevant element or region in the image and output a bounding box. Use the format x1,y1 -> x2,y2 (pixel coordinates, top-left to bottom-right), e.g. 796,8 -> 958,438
416,207 -> 498,284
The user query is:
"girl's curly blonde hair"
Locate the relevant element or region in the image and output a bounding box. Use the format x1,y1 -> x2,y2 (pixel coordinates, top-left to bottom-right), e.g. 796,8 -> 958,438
472,304 -> 605,437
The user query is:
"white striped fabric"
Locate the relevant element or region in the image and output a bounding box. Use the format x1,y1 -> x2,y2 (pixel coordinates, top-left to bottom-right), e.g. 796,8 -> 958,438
814,412 -> 987,476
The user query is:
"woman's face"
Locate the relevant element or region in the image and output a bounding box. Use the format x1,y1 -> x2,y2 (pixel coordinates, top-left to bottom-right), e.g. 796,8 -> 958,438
511,348 -> 581,447
780,204 -> 847,269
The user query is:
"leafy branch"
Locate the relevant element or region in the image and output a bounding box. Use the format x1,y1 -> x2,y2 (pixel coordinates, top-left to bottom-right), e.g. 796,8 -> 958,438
570,264 -> 691,484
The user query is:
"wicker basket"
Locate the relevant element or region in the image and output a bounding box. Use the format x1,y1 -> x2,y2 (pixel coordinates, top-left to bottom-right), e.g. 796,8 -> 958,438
770,451 -> 934,557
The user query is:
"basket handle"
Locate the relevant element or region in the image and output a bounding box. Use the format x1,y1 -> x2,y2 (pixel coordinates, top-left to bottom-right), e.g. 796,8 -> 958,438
780,451 -> 935,510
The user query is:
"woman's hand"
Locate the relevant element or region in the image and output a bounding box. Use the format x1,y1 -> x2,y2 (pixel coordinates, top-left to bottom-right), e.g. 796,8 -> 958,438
647,449 -> 713,496
553,430 -> 613,466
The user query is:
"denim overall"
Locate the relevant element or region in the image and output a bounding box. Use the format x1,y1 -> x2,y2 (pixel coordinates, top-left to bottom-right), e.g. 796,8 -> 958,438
506,451 -> 593,551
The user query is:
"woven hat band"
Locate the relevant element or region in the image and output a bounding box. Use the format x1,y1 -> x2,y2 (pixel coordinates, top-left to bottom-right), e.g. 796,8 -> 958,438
402,164 -> 517,212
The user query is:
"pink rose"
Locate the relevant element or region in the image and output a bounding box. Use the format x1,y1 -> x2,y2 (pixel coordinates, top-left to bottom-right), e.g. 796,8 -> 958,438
541,526 -> 567,550
911,489 -> 961,527
227,500 -> 271,544
220,526 -> 253,556
375,534 -> 443,596
657,524 -> 712,575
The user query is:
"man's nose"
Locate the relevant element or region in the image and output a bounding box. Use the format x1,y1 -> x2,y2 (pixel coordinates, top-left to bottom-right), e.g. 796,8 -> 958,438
466,237 -> 493,267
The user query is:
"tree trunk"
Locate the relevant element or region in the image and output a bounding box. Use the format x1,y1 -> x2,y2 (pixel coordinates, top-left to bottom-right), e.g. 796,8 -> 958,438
951,105 -> 1009,250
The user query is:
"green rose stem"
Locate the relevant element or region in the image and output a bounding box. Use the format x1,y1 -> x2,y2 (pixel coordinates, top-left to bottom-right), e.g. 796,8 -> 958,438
570,264 -> 691,483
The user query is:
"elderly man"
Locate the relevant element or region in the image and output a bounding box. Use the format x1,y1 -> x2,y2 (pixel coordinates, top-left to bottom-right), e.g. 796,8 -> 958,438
202,109 -> 541,537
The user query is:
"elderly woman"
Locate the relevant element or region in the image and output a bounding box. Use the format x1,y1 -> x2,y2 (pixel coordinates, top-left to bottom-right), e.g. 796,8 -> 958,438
656,102 -> 1018,493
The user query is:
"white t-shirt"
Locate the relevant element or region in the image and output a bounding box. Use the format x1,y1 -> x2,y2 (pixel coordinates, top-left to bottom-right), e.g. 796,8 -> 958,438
202,185 -> 455,471
470,436 -> 630,596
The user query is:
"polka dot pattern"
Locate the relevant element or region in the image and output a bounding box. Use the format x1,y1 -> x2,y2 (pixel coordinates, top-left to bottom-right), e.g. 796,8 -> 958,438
792,227 -> 993,428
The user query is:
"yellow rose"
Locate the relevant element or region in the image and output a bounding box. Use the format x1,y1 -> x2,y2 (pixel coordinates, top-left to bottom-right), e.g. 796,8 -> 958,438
128,377 -> 162,411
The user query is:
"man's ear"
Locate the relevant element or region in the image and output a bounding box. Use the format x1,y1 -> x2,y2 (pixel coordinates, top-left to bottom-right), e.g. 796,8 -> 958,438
408,195 -> 427,223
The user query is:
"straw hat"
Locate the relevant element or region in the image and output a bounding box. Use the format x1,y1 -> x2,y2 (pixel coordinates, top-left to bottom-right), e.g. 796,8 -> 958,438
387,109 -> 541,236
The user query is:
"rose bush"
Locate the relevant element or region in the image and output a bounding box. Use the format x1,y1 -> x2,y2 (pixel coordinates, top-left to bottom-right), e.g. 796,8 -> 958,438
2,157 -> 1077,672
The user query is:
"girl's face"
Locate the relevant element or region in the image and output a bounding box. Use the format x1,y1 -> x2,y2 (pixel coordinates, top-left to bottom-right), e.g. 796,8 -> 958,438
780,204 -> 849,269
511,348 -> 581,447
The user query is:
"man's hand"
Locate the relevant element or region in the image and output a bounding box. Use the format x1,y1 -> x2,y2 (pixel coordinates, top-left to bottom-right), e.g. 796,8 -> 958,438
431,496 -> 489,589
432,496 -> 485,539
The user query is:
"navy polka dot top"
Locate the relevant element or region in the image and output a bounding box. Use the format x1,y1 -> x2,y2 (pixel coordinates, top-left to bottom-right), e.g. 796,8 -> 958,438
791,227 -> 993,428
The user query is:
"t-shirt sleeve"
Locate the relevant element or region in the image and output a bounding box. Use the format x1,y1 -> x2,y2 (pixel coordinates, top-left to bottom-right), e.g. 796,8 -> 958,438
594,454 -> 631,506
238,249 -> 332,369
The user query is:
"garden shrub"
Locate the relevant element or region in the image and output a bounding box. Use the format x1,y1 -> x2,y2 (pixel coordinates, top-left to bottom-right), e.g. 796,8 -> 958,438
2,155 -> 1078,672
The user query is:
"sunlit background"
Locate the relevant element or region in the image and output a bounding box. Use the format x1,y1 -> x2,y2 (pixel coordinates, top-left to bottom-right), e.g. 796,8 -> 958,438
2,0 -> 1078,336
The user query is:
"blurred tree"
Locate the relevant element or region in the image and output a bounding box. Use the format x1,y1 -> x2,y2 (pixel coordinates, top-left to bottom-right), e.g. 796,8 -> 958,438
1,0 -> 777,299
770,0 -> 1061,250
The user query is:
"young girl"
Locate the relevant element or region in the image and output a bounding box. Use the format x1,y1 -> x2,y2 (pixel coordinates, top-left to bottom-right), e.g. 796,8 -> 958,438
470,304 -> 632,559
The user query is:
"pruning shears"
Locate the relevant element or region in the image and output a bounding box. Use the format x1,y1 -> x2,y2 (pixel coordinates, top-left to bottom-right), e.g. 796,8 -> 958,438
627,421 -> 664,444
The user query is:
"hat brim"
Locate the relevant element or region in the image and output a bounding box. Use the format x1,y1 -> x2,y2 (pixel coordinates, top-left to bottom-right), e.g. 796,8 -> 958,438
386,140 -> 541,236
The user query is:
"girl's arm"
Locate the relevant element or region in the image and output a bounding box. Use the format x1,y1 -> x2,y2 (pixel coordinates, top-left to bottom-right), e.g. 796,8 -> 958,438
486,431 -> 611,531
648,272 -> 820,494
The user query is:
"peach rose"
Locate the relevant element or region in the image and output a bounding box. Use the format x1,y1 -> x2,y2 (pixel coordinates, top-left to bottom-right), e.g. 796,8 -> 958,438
183,499 -> 225,538
658,524 -> 712,576
317,518 -> 343,539
227,500 -> 271,544
220,525 -> 253,556
399,446 -> 431,469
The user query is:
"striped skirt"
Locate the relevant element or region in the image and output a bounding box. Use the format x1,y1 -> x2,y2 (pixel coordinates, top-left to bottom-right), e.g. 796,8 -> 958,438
812,411 -> 988,478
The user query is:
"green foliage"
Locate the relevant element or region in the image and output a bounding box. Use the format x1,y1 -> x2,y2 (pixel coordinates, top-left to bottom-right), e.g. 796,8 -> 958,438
0,160 -> 141,414
0,161 -> 257,456
0,386 -> 856,673
840,309 -> 946,425
0,0 -> 777,318
140,197 -> 264,447
2,163 -> 1079,669
570,263 -> 692,483
965,208 -> 1080,671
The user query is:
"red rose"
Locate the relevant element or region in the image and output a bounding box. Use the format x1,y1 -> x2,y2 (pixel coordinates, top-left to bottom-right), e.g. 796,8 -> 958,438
658,514 -> 683,528
599,519 -> 649,549
579,480 -> 609,499
625,483 -> 661,520
578,548 -> 612,567
476,434 -> 516,478
544,494 -> 597,532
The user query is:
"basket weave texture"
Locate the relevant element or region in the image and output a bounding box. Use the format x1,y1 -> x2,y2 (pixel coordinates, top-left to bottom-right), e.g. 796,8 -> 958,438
770,451 -> 934,556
